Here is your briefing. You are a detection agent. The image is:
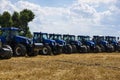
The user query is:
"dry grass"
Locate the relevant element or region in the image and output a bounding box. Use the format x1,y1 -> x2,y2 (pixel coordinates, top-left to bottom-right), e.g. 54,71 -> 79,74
0,53 -> 120,80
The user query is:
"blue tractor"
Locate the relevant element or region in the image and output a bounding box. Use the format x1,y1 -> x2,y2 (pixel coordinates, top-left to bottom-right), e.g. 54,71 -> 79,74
0,39 -> 13,59
63,34 -> 87,53
49,34 -> 72,54
105,36 -> 120,52
77,35 -> 101,53
92,36 -> 114,52
33,32 -> 62,55
0,27 -> 42,57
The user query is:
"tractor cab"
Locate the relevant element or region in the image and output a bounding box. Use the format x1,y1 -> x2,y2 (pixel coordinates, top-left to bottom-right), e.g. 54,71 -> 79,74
77,35 -> 95,46
93,36 -> 108,46
77,35 -> 97,52
105,36 -> 120,52
49,34 -> 65,46
105,36 -> 117,44
63,34 -> 81,46
0,27 -> 40,57
63,34 -> 87,53
33,32 -> 62,55
0,27 -> 31,45
34,32 -> 56,46
92,36 -> 114,52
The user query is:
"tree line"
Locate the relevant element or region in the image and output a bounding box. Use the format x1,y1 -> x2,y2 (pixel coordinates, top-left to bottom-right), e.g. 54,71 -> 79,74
0,9 -> 35,38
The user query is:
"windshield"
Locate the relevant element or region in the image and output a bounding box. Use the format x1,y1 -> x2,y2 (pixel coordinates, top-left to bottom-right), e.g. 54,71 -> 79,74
42,34 -> 48,39
0,30 -> 19,38
63,36 -> 69,41
106,37 -> 116,41
70,36 -> 75,41
99,37 -> 104,40
84,37 -> 90,41
55,35 -> 62,40
93,36 -> 104,41
49,35 -> 54,40
78,36 -> 90,41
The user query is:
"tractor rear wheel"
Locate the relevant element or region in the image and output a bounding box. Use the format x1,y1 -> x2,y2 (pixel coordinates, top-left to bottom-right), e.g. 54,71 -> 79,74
99,45 -> 105,52
86,46 -> 90,53
80,45 -> 87,53
63,45 -> 72,54
94,46 -> 101,53
56,45 -> 63,54
0,45 -> 13,59
14,44 -> 26,56
66,45 -> 72,54
107,45 -> 114,52
71,45 -> 77,53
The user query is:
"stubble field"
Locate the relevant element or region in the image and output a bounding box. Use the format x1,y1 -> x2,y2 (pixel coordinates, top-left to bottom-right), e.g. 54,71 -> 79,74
0,53 -> 120,80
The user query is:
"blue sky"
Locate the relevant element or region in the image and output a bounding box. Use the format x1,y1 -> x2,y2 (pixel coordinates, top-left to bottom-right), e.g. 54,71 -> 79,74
28,0 -> 74,7
0,0 -> 120,36
11,0 -> 74,7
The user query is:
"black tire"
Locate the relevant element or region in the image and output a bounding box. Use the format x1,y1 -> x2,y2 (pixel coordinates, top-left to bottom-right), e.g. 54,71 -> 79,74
42,46 -> 52,55
80,45 -> 87,53
107,45 -> 114,52
117,45 -> 120,52
94,46 -> 101,53
63,45 -> 72,54
14,44 -> 26,56
0,45 -> 13,59
110,45 -> 114,52
56,45 -> 63,54
99,45 -> 105,52
86,46 -> 90,53
71,45 -> 77,53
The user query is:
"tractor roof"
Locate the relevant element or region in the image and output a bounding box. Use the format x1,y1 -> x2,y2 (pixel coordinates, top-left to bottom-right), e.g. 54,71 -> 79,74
63,34 -> 75,37
34,32 -> 48,35
0,27 -> 20,31
49,34 -> 62,36
105,36 -> 116,38
77,35 -> 90,38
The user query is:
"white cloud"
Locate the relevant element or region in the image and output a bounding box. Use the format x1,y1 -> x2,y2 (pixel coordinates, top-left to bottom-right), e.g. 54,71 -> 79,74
0,0 -> 18,13
77,0 -> 117,4
0,0 -> 120,36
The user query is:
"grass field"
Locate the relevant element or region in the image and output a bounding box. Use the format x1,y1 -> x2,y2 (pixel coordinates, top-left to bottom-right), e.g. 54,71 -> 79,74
0,53 -> 120,80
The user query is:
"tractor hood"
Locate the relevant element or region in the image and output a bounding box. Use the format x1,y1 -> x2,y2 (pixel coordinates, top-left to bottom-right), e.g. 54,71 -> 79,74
86,40 -> 95,46
55,39 -> 66,45
43,39 -> 56,45
70,40 -> 82,46
14,36 -> 31,44
100,40 -> 108,45
111,40 -> 118,45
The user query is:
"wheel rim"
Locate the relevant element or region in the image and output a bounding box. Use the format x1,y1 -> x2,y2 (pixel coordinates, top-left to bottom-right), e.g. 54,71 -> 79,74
43,47 -> 48,54
15,47 -> 22,55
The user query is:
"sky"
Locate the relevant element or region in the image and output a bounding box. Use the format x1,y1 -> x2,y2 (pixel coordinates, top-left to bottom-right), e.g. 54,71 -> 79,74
0,0 -> 120,37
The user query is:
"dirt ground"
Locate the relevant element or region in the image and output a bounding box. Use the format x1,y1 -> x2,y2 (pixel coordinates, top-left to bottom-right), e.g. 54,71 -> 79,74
0,53 -> 120,80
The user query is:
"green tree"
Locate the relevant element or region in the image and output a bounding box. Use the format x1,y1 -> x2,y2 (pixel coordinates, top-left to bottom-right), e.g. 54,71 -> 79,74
20,9 -> 35,37
1,11 -> 12,27
12,11 -> 20,28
